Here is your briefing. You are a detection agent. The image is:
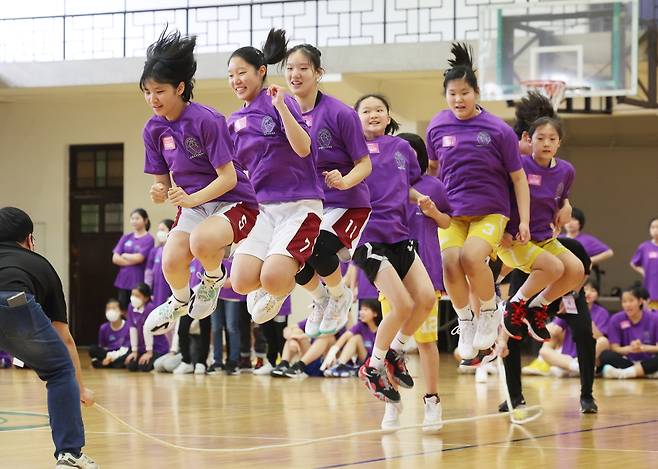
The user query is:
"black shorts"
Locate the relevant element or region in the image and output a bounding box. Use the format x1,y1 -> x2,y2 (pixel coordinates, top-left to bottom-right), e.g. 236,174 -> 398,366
353,240 -> 417,286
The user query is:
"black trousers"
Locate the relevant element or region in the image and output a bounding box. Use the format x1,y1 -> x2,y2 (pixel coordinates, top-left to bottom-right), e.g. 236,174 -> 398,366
260,317 -> 288,366
88,345 -> 128,369
238,302 -> 252,357
178,314 -> 211,365
599,350 -> 658,375
504,270 -> 596,400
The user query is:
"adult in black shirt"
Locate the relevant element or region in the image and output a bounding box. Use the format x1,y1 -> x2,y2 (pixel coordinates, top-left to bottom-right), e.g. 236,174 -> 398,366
497,237 -> 598,414
0,207 -> 97,468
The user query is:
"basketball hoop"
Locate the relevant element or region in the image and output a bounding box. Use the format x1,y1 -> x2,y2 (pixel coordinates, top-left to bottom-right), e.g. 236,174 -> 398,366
520,80 -> 566,112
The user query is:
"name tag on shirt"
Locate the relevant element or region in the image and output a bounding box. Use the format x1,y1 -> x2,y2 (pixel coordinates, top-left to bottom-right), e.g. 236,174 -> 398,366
162,136 -> 176,151
649,252 -> 658,259
620,320 -> 631,330
528,174 -> 542,186
234,116 -> 248,132
367,142 -> 380,154
442,135 -> 456,147
562,295 -> 578,314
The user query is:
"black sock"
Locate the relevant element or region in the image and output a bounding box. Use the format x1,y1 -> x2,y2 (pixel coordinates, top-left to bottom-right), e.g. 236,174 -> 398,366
424,393 -> 439,401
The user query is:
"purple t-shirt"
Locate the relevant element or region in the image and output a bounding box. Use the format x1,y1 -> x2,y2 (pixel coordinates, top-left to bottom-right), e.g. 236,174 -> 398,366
357,266 -> 379,299
359,135 -> 422,245
145,246 -> 171,307
349,321 -> 376,356
189,258 -> 203,289
631,240 -> 658,301
302,93 -> 370,208
219,258 -> 246,302
409,175 -> 451,291
277,297 -> 292,317
425,108 -> 522,218
553,303 -> 609,358
98,320 -> 130,351
143,102 -> 257,207
127,301 -> 169,355
507,157 -> 575,241
607,310 -> 658,361
560,232 -> 610,258
227,89 -> 324,204
113,233 -> 155,289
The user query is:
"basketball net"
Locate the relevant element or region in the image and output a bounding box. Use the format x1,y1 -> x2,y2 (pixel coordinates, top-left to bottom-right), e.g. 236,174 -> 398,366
520,80 -> 566,112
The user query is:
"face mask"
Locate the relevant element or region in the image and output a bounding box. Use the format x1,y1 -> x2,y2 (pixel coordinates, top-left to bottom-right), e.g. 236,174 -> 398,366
105,308 -> 121,322
130,296 -> 143,310
156,230 -> 168,244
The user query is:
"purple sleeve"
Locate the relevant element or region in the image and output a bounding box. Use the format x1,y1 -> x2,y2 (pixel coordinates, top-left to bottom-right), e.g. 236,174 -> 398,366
349,323 -> 362,335
607,315 -> 622,345
144,249 -> 156,286
403,141 -> 422,186
631,244 -> 644,267
143,127 -> 169,175
135,235 -> 155,257
112,234 -> 128,255
426,125 -> 438,162
500,126 -> 523,173
588,235 -> 611,256
553,317 -> 567,330
98,324 -> 108,348
201,114 -> 234,169
297,319 -> 307,330
595,308 -> 610,336
339,108 -> 370,163
283,95 -> 310,134
431,180 -> 452,216
562,163 -> 576,202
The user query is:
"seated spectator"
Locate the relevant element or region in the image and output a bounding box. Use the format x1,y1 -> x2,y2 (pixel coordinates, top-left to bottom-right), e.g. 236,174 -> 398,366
153,319 -> 183,373
0,349 -> 12,368
630,217 -> 658,311
89,298 -> 130,369
252,298 -> 292,376
322,299 -> 380,377
124,283 -> 169,372
600,286 -> 658,379
210,258 -> 244,375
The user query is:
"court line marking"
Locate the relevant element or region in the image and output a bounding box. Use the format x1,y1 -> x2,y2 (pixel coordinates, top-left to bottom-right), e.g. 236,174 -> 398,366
93,402 -> 542,453
313,418 -> 658,468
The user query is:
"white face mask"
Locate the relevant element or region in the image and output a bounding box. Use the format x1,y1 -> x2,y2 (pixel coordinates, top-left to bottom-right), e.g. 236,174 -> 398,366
130,296 -> 143,310
156,230 -> 168,244
105,308 -> 121,322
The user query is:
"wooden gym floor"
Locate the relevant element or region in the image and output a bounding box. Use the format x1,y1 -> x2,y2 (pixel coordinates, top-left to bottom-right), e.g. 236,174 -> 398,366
1,353 -> 657,468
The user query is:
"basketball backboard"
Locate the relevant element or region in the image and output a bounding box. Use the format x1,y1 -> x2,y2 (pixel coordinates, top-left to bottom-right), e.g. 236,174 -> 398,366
478,0 -> 639,101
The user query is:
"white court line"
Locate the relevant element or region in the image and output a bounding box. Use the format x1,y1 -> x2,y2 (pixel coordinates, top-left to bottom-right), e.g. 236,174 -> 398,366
512,444 -> 658,454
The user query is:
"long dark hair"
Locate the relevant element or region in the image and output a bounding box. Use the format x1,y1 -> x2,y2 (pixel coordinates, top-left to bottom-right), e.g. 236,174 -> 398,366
228,28 -> 288,83
443,42 -> 478,93
514,92 -> 556,138
139,28 -> 197,102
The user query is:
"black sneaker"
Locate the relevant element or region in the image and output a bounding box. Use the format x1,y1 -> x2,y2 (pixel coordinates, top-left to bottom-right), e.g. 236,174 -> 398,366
239,356 -> 253,371
224,361 -> 240,376
385,349 -> 414,389
502,300 -> 528,340
459,347 -> 496,368
91,359 -> 103,369
271,360 -> 290,377
284,361 -> 308,379
580,395 -> 598,414
358,358 -> 400,403
498,395 -> 526,412
525,305 -> 551,342
207,362 -> 224,374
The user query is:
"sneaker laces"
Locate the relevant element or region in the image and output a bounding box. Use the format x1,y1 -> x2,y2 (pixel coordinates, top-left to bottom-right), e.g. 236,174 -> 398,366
308,296 -> 327,321
533,305 -> 549,329
390,350 -> 409,374
507,301 -> 527,326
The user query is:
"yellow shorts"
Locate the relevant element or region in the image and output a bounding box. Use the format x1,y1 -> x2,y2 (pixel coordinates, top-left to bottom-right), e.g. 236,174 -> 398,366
379,291 -> 441,344
438,214 -> 508,251
497,238 -> 569,274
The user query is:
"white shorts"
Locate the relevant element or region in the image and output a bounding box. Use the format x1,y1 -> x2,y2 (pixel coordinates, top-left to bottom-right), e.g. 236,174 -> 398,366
171,201 -> 258,244
234,200 -> 323,265
320,207 -> 371,261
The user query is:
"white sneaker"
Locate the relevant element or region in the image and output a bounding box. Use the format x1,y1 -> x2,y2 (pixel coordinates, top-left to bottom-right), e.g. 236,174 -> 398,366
305,294 -> 330,338
473,303 -> 502,350
55,452 -> 98,468
253,361 -> 274,375
549,366 -> 567,378
601,364 -> 624,379
189,267 -> 226,320
163,353 -> 183,373
475,366 -> 488,383
194,363 -> 207,375
144,296 -> 190,335
422,395 -> 443,433
319,285 -> 352,334
173,361 -> 194,375
381,402 -> 402,431
247,289 -> 287,324
452,317 -> 477,360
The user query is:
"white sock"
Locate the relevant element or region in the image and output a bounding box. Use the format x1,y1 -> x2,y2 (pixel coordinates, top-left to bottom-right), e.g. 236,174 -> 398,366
172,287 -> 190,304
204,264 -> 225,280
621,366 -> 638,378
528,294 -> 550,309
308,282 -> 329,301
569,358 -> 580,373
480,294 -> 497,311
495,274 -> 506,285
327,281 -> 344,298
455,305 -> 474,321
391,332 -> 410,352
511,290 -> 529,303
370,346 -> 387,370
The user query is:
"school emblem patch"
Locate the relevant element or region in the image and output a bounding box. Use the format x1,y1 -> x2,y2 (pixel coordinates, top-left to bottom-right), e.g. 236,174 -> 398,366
394,151 -> 406,170
184,136 -> 205,159
261,116 -> 276,135
476,131 -> 492,146
317,128 -> 333,149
